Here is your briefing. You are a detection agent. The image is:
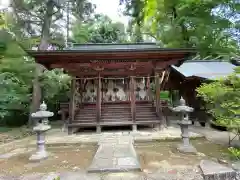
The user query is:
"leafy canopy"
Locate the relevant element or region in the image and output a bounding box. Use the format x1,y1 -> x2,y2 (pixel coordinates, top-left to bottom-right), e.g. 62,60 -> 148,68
121,0 -> 240,56
0,10 -> 70,124
72,14 -> 128,43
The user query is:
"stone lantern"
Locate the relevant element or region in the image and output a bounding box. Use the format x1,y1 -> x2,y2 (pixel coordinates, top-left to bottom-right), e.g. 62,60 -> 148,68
29,102 -> 53,161
171,97 -> 197,154
31,101 -> 54,125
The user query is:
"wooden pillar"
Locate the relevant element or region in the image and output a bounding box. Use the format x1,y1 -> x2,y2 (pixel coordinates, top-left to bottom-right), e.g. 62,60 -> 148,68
130,76 -> 136,131
68,77 -> 76,134
146,75 -> 151,101
96,74 -> 101,133
60,110 -> 67,132
155,72 -> 160,116
127,78 -> 130,101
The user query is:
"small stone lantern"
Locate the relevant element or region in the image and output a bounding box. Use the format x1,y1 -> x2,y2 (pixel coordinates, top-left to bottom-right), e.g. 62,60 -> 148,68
32,101 -> 54,125
29,102 -> 53,161
171,97 -> 197,154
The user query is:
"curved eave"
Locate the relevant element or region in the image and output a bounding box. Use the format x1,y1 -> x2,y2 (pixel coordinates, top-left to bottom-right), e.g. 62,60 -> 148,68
27,47 -> 196,54
26,48 -> 196,67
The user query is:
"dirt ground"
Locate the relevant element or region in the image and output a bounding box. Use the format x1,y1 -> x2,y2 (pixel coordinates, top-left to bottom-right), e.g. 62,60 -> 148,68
0,139 -> 230,176
0,126 -> 34,144
0,145 -> 96,176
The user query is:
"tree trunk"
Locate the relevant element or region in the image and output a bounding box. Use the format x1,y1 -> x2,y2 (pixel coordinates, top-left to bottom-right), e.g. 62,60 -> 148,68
28,0 -> 54,127
135,21 -> 143,42
39,0 -> 54,50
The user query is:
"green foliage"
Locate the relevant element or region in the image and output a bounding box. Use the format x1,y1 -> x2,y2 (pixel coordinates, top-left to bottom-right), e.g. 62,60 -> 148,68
122,0 -> 240,56
0,23 -> 70,125
0,18 -> 35,119
160,91 -> 170,101
120,0 -> 145,42
228,147 -> 240,160
40,69 -> 70,113
150,83 -> 171,103
72,14 -> 128,43
196,67 -> 240,129
11,0 -> 95,49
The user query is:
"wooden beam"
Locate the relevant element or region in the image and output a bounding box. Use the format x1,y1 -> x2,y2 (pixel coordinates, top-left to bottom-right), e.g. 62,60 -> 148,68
34,51 -> 189,64
68,78 -> 76,134
68,68 -> 153,77
161,68 -> 171,90
130,76 -> 136,123
155,59 -> 181,71
50,61 -> 154,70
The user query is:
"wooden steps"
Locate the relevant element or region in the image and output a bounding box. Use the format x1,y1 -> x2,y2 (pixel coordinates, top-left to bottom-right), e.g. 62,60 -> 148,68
75,106 -> 96,123
136,103 -> 159,123
70,102 -> 160,128
101,103 -> 132,123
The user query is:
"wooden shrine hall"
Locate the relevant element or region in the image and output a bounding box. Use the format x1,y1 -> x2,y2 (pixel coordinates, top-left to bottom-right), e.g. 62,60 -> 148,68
27,43 -> 195,134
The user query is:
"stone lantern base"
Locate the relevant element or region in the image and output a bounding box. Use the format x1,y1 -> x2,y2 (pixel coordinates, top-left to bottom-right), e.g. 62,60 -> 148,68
29,124 -> 51,161
177,120 -> 197,154
29,151 -> 48,161
177,144 -> 197,154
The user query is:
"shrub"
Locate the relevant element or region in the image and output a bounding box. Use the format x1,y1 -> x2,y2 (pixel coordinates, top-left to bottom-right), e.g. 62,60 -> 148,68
196,67 -> 240,129
228,147 -> 240,160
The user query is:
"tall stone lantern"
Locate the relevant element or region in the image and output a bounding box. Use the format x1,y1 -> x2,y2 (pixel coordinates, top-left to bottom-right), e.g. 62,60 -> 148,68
171,97 -> 197,154
29,101 -> 53,161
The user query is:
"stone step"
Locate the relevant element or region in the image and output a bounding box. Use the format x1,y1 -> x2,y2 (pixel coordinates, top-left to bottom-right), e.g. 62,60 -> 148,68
88,138 -> 141,173
199,160 -> 236,180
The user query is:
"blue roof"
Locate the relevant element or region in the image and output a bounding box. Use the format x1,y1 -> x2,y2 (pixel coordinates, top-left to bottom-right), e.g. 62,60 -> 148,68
172,61 -> 237,80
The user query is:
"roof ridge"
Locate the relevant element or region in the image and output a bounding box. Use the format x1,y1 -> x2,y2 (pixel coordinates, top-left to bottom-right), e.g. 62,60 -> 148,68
72,42 -> 157,46
186,59 -> 229,62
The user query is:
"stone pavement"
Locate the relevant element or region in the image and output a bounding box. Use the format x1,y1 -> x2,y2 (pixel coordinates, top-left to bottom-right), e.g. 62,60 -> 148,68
189,125 -> 240,147
0,166 -> 204,180
88,135 -> 141,173
200,160 -> 236,180
26,126 -> 203,147
3,124 -> 240,179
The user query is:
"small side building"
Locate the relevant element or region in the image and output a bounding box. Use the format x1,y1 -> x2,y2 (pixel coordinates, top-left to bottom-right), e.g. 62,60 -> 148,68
168,60 -> 237,124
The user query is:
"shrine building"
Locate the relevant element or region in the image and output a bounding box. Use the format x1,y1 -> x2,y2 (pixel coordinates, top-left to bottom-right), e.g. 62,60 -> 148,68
27,43 -> 195,134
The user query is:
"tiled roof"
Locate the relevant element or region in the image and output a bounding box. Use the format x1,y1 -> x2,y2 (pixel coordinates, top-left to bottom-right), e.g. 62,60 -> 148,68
65,43 -> 159,51
172,60 -> 237,80
63,43 -> 195,53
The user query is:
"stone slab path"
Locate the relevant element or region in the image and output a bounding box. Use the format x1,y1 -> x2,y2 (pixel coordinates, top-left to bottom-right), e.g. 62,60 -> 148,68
26,127 -> 203,146
88,135 -> 141,173
199,160 -> 236,180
